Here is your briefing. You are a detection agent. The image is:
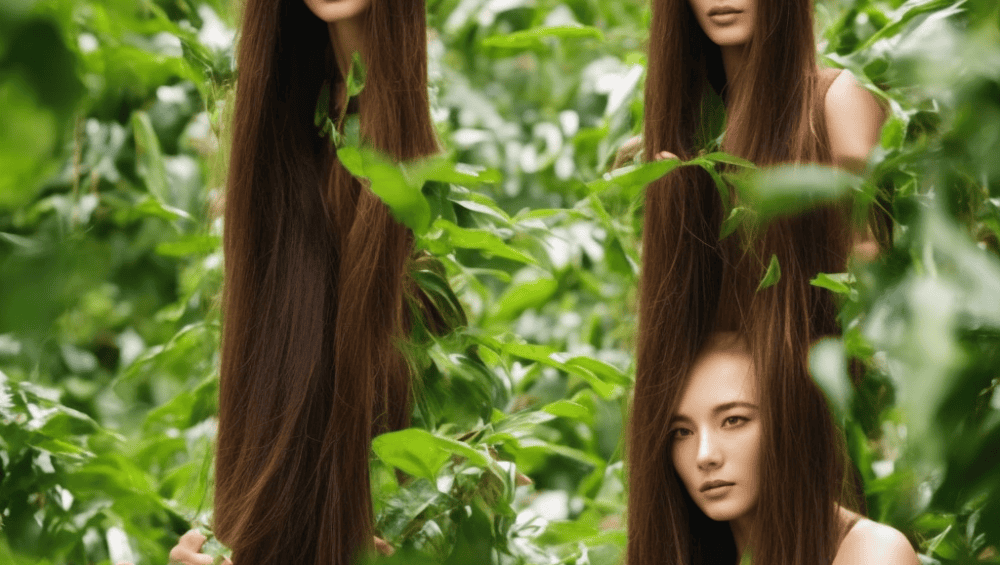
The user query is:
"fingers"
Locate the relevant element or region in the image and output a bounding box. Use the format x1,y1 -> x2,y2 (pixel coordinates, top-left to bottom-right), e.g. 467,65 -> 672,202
169,530 -> 215,565
655,150 -> 678,161
374,536 -> 395,556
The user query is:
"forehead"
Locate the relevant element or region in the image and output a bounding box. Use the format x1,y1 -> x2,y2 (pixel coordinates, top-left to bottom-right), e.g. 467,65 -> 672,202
676,350 -> 757,414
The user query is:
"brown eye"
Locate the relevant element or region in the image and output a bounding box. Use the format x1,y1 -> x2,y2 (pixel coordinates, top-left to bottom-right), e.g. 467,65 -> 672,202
671,427 -> 692,439
723,416 -> 746,427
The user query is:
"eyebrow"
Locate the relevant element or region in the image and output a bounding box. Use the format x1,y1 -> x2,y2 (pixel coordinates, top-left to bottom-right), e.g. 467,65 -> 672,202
669,402 -> 759,425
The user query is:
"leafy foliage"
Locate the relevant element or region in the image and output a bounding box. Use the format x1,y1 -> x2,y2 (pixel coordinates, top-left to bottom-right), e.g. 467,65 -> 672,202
1,0 -> 999,564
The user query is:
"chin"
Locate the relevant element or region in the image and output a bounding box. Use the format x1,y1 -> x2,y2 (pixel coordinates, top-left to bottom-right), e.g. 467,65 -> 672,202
706,29 -> 753,47
698,499 -> 753,523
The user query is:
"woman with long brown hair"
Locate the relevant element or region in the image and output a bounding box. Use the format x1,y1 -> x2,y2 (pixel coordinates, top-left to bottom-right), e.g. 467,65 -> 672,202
161,0 -> 439,564
627,0 -> 889,563
654,332 -> 918,565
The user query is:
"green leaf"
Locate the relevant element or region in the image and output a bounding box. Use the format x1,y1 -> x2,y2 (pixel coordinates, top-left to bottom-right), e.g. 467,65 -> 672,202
564,357 -> 631,386
337,147 -> 432,233
155,235 -> 220,257
541,400 -> 590,421
433,220 -> 537,264
372,428 -> 492,482
811,272 -> 854,296
345,51 -> 367,99
757,254 -> 781,290
737,164 -> 863,220
314,80 -> 332,129
720,206 -> 750,240
808,338 -> 852,419
411,266 -> 468,333
488,277 -> 558,322
372,428 -> 453,482
481,25 -> 603,53
131,111 -> 169,202
700,151 -> 756,169
586,157 -> 684,197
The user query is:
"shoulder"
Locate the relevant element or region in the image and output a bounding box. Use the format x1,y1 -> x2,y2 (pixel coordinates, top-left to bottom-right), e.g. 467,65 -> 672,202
823,70 -> 886,171
832,518 -> 921,565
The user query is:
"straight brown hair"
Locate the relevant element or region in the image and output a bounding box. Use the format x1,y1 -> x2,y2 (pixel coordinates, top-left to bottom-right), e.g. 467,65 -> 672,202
629,0 -> 855,563
214,1 -> 436,564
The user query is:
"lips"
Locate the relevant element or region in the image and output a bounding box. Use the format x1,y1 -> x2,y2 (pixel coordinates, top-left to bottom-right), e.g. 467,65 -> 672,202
699,480 -> 735,492
707,6 -> 742,16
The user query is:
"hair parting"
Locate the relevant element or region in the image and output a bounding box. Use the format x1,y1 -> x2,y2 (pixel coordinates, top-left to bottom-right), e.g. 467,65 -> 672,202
214,1 -> 436,564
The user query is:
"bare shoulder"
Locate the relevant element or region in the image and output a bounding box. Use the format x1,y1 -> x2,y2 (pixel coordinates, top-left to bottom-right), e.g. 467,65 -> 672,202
833,518 -> 921,565
824,70 -> 886,171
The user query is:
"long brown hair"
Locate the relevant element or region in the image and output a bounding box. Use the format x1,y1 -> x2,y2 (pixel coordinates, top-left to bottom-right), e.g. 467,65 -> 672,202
214,1 -> 436,564
629,0 -> 855,563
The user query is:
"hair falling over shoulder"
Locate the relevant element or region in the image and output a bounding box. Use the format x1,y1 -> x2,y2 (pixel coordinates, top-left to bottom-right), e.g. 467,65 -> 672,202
214,1 -> 436,564
628,0 -> 856,564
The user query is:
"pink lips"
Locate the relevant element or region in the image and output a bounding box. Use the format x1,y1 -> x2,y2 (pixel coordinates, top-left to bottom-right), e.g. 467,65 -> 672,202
699,480 -> 735,493
707,5 -> 742,16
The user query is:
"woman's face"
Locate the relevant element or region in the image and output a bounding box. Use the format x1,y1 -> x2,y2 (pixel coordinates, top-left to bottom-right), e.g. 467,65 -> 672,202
669,346 -> 761,523
686,0 -> 756,47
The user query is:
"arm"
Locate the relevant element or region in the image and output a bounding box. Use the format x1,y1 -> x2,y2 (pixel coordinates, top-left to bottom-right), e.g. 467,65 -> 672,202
825,70 -> 887,259
825,70 -> 885,174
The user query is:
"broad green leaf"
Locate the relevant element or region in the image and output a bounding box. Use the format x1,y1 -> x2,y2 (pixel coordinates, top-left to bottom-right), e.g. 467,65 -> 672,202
586,157 -> 684,197
372,428 -> 493,482
338,147 -> 432,233
488,277 -> 558,322
737,164 -> 863,220
541,400 -> 590,421
433,220 -> 536,264
372,428 -> 453,481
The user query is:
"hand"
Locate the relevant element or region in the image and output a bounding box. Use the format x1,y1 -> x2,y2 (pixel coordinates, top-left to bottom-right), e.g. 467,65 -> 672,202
168,530 -> 231,565
374,536 -> 395,556
654,150 -> 678,161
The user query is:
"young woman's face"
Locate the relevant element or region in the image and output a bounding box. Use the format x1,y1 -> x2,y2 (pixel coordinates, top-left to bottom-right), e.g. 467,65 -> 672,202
669,347 -> 761,523
686,0 -> 756,47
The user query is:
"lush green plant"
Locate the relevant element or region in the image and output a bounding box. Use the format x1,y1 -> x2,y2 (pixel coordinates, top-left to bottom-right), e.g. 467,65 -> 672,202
1,0 -> 998,563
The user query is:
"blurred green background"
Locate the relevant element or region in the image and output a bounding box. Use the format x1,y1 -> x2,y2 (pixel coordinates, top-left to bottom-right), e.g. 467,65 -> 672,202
1,0 -> 999,563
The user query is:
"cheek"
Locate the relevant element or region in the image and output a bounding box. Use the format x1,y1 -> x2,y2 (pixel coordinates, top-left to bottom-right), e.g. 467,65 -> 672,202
671,441 -> 698,490
733,425 -> 762,483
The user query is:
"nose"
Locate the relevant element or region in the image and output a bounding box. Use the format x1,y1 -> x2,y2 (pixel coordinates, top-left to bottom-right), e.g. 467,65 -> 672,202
695,428 -> 723,470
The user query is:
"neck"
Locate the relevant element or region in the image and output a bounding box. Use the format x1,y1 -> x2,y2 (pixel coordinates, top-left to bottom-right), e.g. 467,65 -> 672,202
730,512 -> 754,563
326,16 -> 367,100
721,43 -> 748,99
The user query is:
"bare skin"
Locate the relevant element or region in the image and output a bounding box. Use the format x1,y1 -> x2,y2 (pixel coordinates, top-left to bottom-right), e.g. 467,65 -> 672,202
834,507 -> 922,565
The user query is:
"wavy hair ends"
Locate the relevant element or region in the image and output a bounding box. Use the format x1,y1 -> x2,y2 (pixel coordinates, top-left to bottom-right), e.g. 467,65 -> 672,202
215,1 -> 436,564
630,0 -> 854,564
